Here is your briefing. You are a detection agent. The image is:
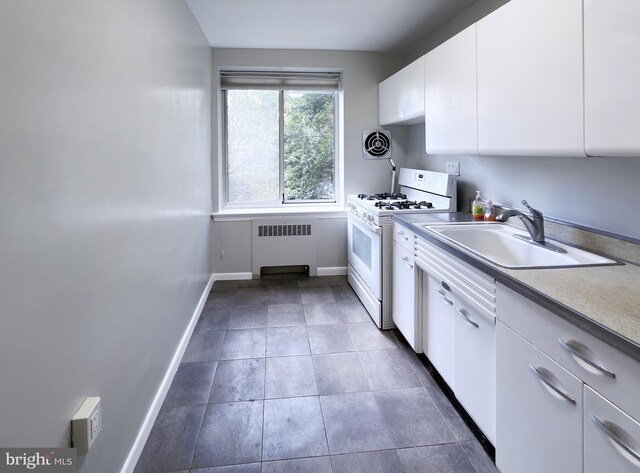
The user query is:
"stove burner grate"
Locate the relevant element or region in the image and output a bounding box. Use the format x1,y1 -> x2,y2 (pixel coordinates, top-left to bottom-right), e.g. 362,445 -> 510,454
359,192 -> 406,201
373,200 -> 434,210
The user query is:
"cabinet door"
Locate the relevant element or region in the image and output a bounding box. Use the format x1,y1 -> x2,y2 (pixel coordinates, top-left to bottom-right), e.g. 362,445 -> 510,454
392,242 -> 419,351
378,57 -> 425,126
424,24 -> 477,154
476,0 -> 585,156
496,322 -> 583,473
453,294 -> 496,445
585,386 -> 640,472
584,0 -> 640,156
422,273 -> 455,388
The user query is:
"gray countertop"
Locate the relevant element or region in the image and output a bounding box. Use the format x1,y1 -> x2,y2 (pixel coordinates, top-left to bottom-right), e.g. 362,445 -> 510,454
393,213 -> 640,363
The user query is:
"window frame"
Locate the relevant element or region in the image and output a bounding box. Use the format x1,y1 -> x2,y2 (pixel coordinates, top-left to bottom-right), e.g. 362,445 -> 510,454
219,70 -> 343,212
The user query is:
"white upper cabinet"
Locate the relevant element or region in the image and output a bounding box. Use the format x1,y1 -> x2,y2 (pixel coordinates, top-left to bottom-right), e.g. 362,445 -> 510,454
424,24 -> 478,155
476,0 -> 585,156
378,57 -> 425,126
584,0 -> 640,157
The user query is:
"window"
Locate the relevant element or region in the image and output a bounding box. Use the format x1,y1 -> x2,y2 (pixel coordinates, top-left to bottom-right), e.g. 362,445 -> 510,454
221,70 -> 341,207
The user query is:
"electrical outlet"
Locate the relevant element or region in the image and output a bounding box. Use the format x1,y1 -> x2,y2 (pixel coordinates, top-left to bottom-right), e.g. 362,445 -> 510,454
445,162 -> 460,176
72,397 -> 101,455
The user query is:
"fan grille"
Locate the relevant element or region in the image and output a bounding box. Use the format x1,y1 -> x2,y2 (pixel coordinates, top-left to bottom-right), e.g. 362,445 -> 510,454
363,130 -> 391,159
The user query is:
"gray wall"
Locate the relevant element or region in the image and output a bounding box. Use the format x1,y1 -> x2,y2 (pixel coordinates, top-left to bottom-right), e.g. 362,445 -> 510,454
406,0 -> 510,63
0,2 -> 212,472
210,48 -> 409,273
406,126 -> 640,239
402,0 -> 640,240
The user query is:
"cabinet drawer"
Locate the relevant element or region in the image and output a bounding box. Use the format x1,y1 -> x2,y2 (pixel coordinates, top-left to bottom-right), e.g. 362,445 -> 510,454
497,282 -> 640,420
585,386 -> 640,472
497,321 -> 583,473
393,222 -> 414,251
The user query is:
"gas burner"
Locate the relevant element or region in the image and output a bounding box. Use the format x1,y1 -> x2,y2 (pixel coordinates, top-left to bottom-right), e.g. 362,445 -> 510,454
360,192 -> 407,201
373,199 -> 435,211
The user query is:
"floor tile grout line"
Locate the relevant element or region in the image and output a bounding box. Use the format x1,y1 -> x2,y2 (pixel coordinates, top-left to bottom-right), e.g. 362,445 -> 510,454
144,278 -> 492,472
185,401 -> 208,472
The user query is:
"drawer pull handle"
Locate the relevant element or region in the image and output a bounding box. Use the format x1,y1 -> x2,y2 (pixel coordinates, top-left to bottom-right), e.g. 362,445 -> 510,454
398,230 -> 405,235
558,338 -> 616,379
529,364 -> 576,404
457,308 -> 479,328
592,415 -> 640,463
437,289 -> 453,305
401,255 -> 413,269
402,236 -> 409,241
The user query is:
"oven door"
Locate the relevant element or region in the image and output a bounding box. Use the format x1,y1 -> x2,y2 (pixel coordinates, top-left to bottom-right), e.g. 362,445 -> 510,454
347,209 -> 382,300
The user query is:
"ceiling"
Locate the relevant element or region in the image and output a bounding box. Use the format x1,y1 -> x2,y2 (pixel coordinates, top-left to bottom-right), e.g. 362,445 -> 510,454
186,0 -> 477,52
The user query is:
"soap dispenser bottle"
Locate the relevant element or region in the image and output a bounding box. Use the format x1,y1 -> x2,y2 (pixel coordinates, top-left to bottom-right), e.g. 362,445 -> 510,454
472,191 -> 484,220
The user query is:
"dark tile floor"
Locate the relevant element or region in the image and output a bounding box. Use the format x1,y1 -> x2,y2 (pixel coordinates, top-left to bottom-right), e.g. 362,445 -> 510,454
135,274 -> 498,473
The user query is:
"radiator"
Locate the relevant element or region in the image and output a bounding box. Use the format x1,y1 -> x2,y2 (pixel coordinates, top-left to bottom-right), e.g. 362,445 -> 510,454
252,217 -> 317,276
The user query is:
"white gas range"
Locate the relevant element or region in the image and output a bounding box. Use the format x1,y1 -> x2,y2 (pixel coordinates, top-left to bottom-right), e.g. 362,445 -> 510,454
347,168 -> 457,329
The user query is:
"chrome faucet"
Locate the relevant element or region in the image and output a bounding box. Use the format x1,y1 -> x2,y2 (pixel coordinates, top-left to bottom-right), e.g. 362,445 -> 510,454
496,200 -> 545,243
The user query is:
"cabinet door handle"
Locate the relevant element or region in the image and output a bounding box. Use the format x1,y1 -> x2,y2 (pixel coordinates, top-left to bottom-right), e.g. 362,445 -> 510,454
402,236 -> 409,241
529,364 -> 576,404
437,289 -> 453,305
457,308 -> 479,328
558,338 -> 616,379
592,415 -> 640,463
401,256 -> 413,269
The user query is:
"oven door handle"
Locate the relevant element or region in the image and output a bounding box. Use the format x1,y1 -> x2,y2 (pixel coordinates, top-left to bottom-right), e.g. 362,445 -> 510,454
348,208 -> 381,235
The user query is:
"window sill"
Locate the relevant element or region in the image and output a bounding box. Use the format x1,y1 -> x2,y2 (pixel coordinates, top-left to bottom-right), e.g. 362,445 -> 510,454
212,205 -> 347,221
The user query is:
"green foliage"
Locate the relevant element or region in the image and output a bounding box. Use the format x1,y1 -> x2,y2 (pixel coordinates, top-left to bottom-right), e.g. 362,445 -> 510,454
284,92 -> 335,201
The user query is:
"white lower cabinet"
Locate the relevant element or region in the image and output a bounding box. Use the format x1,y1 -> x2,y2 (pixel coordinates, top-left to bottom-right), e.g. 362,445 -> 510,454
409,236 -> 640,472
422,272 -> 455,388
585,386 -> 640,473
496,321 -> 583,473
416,235 -> 497,443
453,293 -> 496,445
392,240 -> 419,351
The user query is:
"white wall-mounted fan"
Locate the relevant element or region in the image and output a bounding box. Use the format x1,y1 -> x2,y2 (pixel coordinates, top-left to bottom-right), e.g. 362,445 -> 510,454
362,130 -> 392,160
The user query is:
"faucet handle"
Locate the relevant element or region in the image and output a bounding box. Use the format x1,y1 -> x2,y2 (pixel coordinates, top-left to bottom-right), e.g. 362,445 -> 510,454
522,200 -> 542,218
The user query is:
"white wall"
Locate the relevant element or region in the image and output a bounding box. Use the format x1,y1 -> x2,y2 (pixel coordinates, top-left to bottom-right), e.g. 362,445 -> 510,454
210,48 -> 408,273
0,1 -> 211,472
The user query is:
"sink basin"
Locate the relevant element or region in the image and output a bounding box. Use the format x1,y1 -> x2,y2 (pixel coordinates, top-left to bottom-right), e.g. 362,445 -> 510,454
423,223 -> 618,269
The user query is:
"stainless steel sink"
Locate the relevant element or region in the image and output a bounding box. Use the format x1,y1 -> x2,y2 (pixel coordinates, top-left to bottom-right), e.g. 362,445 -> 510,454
422,223 -> 618,269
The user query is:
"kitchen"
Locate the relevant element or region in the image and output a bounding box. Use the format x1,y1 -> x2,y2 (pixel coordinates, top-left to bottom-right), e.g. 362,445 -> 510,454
1,1 -> 639,472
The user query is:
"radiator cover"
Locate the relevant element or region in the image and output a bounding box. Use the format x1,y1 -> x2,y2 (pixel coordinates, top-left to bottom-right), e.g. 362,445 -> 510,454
252,217 -> 317,276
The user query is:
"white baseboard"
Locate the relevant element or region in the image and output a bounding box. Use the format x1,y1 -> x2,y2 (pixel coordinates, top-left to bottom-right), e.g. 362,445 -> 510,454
213,269 -> 345,279
119,273 -> 214,473
317,266 -> 348,276
213,272 -> 253,281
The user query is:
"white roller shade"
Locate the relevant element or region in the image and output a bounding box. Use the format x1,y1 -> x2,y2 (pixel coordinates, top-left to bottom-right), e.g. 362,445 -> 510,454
220,70 -> 341,91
